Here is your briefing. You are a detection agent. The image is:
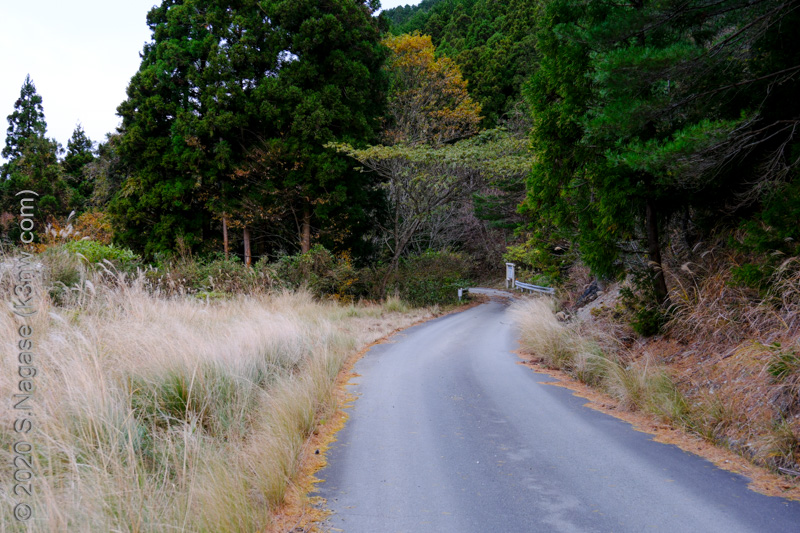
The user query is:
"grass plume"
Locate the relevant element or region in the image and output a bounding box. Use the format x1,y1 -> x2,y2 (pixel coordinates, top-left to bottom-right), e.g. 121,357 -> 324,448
0,253 -> 429,531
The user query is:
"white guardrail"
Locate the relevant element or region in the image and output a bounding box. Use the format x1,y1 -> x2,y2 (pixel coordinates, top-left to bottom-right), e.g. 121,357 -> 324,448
514,280 -> 556,295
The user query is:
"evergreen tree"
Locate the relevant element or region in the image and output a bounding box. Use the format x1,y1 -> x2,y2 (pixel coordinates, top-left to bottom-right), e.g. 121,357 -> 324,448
235,0 -> 387,256
113,0 -> 386,259
2,74 -> 47,166
1,75 -> 66,222
112,0 -> 283,256
523,0 -> 800,306
63,124 -> 94,176
63,124 -> 96,211
520,0 -> 602,281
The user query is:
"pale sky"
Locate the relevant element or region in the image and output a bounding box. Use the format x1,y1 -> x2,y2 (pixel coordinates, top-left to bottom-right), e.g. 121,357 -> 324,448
0,0 -> 422,163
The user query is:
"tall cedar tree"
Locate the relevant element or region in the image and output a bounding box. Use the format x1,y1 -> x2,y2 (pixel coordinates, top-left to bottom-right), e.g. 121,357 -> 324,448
63,124 -> 96,211
1,75 -> 66,221
524,0 -> 800,305
238,0 -> 387,256
113,0 -> 281,256
113,0 -> 386,259
2,74 -> 47,165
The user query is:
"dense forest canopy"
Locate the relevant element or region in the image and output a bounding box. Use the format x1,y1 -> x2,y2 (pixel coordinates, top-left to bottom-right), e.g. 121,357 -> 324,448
1,0 -> 798,311
384,0 -> 539,127
3,6 -> 800,527
110,0 -> 387,260
382,0 -> 442,27
521,0 -> 800,303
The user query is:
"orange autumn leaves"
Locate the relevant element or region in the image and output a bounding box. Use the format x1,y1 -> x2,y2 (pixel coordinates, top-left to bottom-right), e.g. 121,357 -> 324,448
382,33 -> 482,147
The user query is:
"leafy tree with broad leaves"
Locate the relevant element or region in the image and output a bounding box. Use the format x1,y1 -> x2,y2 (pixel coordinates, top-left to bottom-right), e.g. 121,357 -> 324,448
382,32 -> 481,146
332,127 -> 531,282
331,32 -> 484,293
385,0 -> 541,127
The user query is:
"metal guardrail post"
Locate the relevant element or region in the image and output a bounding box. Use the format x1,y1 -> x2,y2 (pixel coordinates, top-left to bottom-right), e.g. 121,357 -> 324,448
513,280 -> 555,295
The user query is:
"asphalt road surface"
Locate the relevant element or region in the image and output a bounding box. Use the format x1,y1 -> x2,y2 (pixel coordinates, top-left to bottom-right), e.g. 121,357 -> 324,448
316,290 -> 800,532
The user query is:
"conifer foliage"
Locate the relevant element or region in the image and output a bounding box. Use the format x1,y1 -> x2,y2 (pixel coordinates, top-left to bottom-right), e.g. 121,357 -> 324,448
111,0 -> 386,258
523,0 -> 800,304
63,125 -> 96,211
1,75 -> 67,220
2,74 -> 47,165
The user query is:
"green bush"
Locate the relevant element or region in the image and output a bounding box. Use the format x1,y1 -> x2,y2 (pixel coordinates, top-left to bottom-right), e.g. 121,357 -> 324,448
386,250 -> 473,307
730,263 -> 770,290
273,245 -> 362,301
727,179 -> 800,296
504,233 -> 575,284
620,285 -> 668,337
62,240 -> 140,269
737,180 -> 800,257
150,255 -> 275,295
631,307 -> 668,337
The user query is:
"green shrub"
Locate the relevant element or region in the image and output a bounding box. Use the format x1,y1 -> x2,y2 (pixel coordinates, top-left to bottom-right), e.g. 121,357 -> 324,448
386,250 -> 473,307
730,263 -> 770,290
273,245 -> 362,301
620,285 -> 668,337
736,180 -> 800,257
62,240 -> 140,269
504,233 -> 575,283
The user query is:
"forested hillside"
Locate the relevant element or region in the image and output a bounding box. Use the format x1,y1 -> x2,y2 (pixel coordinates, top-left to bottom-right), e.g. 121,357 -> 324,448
1,0 -> 797,312
382,0 -> 441,26
385,0 -> 538,126
2,0 -> 800,527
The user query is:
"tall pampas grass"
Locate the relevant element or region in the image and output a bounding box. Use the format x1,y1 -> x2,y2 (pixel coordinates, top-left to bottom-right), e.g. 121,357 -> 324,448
510,296 -> 689,425
0,252 -> 429,532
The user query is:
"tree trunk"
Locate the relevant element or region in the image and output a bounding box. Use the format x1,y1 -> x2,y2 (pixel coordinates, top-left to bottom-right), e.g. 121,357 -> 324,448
222,214 -> 229,260
379,248 -> 403,299
301,204 -> 311,254
243,226 -> 252,267
379,221 -> 419,299
645,199 -> 669,305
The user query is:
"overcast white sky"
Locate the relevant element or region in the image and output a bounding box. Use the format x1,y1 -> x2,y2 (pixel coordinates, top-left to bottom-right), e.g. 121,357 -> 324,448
0,0 -> 421,162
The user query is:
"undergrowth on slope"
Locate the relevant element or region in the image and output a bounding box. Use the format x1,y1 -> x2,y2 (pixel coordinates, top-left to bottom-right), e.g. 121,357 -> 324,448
511,298 -> 690,427
0,254 -> 433,531
512,239 -> 800,479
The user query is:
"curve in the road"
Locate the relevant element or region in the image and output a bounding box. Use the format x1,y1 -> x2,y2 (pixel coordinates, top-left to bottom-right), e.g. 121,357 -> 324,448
316,295 -> 800,533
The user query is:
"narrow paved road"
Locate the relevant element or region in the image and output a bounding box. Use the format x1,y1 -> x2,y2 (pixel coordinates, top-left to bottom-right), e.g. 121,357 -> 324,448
316,292 -> 800,532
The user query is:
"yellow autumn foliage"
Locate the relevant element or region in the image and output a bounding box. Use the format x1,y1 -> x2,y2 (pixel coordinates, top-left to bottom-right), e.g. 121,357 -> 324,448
382,32 -> 482,146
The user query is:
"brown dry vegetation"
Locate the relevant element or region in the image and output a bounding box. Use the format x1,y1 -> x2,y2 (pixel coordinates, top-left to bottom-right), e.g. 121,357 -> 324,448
0,253 -> 433,532
662,244 -> 800,475
511,245 -> 800,488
